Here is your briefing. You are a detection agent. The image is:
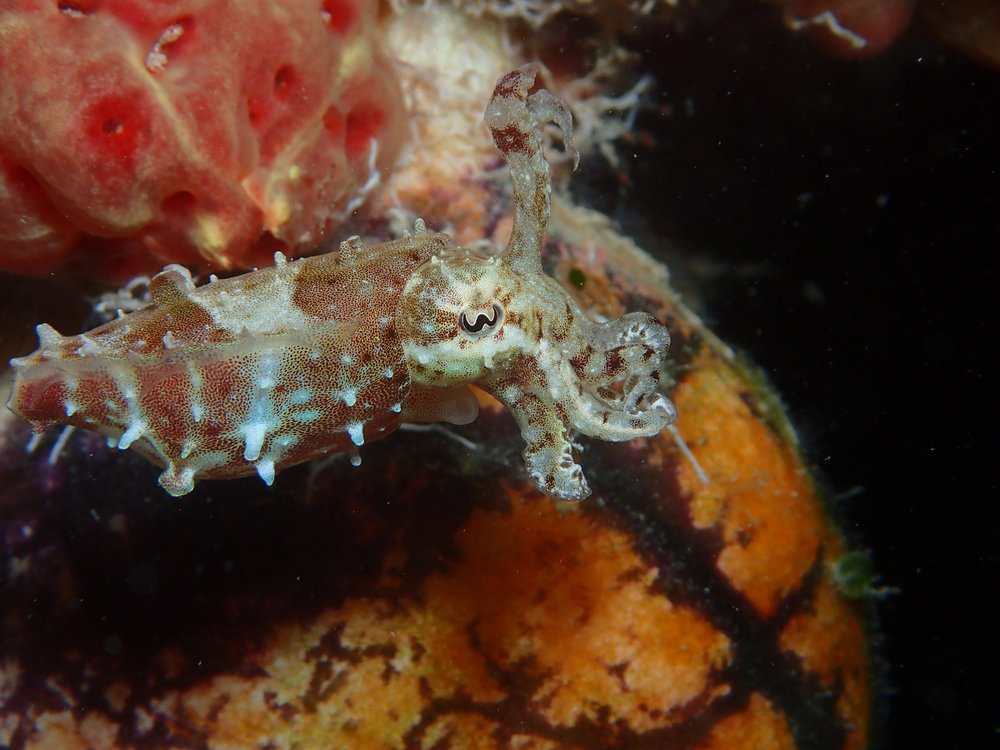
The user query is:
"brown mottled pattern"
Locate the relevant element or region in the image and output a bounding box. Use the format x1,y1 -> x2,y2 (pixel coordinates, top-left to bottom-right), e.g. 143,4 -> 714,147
9,236 -> 441,495
604,349 -> 626,376
489,124 -> 530,155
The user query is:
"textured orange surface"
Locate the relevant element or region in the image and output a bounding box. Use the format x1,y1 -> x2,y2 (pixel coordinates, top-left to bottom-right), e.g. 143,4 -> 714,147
673,359 -> 825,617
701,693 -> 797,749
781,577 -> 873,750
132,485 -> 735,746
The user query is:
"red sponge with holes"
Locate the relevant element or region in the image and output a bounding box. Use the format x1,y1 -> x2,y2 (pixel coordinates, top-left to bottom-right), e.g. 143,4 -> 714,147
0,0 -> 404,280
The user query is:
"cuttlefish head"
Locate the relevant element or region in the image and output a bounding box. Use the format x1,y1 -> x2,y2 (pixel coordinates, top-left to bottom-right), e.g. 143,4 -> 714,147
397,246 -> 529,385
396,239 -> 676,501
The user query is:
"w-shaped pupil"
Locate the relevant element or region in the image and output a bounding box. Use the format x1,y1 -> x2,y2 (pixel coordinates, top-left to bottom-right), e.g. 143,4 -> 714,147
461,303 -> 501,333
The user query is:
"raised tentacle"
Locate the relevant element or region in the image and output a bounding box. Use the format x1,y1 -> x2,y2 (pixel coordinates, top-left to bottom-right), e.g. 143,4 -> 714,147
485,63 -> 577,277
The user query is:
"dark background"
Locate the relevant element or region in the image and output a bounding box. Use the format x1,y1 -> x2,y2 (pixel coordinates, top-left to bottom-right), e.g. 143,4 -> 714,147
603,7 -> 995,749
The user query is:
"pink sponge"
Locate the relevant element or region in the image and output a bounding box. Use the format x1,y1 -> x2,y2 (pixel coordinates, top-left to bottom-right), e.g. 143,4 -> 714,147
0,0 -> 404,281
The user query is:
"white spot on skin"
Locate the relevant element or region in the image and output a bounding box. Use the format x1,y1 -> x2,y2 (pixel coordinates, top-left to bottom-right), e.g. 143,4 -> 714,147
78,336 -> 103,356
390,403 -> 402,413
341,388 -> 357,407
256,459 -> 275,486
257,353 -> 278,391
64,400 -> 79,417
291,409 -> 321,423
347,422 -> 365,446
383,368 -> 394,379
341,353 -> 354,366
187,363 -> 203,389
242,422 -> 268,461
289,388 -> 311,405
118,422 -> 146,450
191,402 -> 204,423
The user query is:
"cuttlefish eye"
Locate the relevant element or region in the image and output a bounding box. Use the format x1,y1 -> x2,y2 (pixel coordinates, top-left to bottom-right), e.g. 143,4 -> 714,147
458,301 -> 504,339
